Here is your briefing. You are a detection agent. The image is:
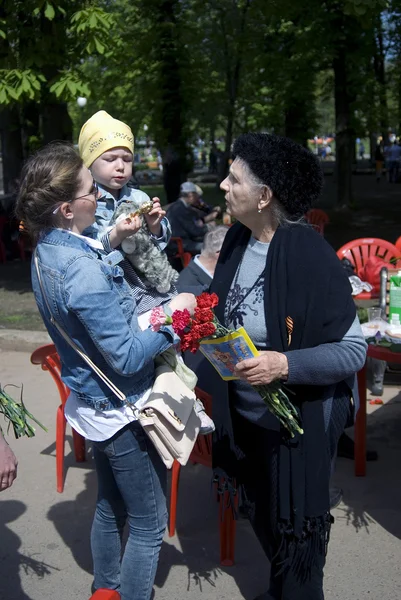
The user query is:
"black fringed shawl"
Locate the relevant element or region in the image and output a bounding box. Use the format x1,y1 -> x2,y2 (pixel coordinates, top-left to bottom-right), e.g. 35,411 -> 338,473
208,221 -> 356,578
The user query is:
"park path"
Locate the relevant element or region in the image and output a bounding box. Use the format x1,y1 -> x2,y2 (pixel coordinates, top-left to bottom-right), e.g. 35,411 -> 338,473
0,348 -> 400,600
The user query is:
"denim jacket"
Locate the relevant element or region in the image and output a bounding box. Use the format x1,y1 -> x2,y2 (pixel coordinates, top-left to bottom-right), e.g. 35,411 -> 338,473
83,184 -> 171,252
32,228 -> 174,411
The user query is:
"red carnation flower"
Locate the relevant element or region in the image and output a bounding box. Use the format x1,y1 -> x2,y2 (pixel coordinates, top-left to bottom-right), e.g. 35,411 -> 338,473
172,309 -> 191,334
194,307 -> 214,324
197,322 -> 216,337
180,332 -> 199,353
189,324 -> 202,341
209,293 -> 219,308
196,292 -> 219,309
196,293 -> 210,309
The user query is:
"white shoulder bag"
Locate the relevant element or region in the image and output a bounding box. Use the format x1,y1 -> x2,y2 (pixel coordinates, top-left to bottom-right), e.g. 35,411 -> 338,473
34,251 -> 201,469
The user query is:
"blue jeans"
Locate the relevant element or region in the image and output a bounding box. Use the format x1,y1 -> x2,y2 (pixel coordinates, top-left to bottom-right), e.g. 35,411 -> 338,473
91,422 -> 167,600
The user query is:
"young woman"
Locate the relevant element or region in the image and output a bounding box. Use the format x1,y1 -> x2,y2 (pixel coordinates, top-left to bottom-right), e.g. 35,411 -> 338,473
16,142 -> 196,600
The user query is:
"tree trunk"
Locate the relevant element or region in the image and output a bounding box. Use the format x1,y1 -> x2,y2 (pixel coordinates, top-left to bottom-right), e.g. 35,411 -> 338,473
209,125 -> 215,144
216,0 -> 251,187
0,108 -> 24,194
374,18 -> 389,146
369,131 -> 377,164
21,102 -> 41,156
41,103 -> 73,144
333,46 -> 354,208
398,69 -> 401,138
162,146 -> 182,204
151,0 -> 188,202
284,99 -> 309,147
217,102 -> 234,186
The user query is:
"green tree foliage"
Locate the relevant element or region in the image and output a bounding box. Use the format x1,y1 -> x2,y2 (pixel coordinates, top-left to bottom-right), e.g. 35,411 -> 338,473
0,1 -> 114,105
0,0 -> 115,190
2,0 -> 401,207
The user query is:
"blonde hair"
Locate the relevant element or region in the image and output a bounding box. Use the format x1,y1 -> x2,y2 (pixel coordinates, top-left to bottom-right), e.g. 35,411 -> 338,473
16,143 -> 83,243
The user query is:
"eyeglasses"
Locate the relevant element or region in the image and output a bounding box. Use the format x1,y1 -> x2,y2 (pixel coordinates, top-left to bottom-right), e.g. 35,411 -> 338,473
74,181 -> 99,202
52,181 -> 99,215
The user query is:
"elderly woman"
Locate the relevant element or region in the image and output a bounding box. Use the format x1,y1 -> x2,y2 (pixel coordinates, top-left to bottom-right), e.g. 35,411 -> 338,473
208,133 -> 366,600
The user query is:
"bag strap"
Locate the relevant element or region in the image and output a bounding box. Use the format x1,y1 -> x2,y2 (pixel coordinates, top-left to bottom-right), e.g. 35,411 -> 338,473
34,250 -> 127,402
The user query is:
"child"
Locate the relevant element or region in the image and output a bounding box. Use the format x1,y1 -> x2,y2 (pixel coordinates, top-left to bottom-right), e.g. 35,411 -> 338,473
78,110 -> 214,434
79,111 -> 177,310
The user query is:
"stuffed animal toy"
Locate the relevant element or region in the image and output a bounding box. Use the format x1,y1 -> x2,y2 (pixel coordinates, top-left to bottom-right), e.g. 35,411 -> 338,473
110,190 -> 178,294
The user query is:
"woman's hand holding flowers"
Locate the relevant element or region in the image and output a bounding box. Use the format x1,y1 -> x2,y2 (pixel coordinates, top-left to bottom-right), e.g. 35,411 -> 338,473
234,351 -> 289,385
149,292 -> 302,436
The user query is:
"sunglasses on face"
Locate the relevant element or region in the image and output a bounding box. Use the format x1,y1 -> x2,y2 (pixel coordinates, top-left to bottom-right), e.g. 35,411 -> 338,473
52,181 -> 99,215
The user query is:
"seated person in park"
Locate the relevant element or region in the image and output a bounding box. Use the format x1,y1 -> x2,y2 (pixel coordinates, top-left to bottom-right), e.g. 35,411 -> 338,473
176,225 -> 228,294
166,182 -> 210,257
191,184 -> 222,224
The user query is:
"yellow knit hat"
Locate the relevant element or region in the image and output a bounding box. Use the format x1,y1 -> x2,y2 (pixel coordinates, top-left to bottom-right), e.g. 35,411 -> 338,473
78,110 -> 134,167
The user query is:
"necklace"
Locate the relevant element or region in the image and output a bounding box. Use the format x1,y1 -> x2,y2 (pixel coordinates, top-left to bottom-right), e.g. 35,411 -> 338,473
225,249 -> 266,324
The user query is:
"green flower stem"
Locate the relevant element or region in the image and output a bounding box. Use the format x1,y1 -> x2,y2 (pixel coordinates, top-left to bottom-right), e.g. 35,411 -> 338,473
255,383 -> 304,437
198,314 -> 302,437
0,386 -> 47,439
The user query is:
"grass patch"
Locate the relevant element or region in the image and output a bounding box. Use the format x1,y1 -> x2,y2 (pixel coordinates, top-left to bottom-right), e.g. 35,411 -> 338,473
0,311 -> 46,332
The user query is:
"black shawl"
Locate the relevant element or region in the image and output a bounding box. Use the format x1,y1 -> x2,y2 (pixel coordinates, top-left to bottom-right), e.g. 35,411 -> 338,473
207,221 -> 356,578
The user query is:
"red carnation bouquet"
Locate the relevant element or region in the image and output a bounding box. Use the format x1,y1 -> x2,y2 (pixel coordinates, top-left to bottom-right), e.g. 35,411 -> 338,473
170,293 -> 232,354
150,292 -> 303,437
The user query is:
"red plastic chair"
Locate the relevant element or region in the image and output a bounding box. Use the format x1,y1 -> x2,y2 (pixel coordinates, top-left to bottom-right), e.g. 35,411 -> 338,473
305,209 -> 329,235
336,238 -> 401,300
30,344 -> 86,493
171,237 -> 192,268
89,590 -> 120,600
169,388 -> 237,566
395,236 -> 401,254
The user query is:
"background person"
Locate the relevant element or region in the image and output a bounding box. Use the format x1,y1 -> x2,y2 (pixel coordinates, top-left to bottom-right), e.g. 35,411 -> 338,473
16,142 -> 196,600
198,132 -> 366,600
386,139 -> 401,183
176,225 -> 228,294
166,181 -> 208,258
192,184 -> 222,224
0,431 -> 17,492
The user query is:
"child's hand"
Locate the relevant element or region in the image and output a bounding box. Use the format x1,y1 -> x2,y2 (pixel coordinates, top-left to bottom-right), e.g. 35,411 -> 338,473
144,198 -> 166,236
109,215 -> 142,249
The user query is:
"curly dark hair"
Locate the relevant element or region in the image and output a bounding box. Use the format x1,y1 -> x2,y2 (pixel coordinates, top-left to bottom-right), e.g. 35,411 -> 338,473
232,133 -> 324,219
16,142 -> 83,243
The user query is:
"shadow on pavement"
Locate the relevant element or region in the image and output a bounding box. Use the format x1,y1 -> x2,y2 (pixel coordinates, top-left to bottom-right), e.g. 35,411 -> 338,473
155,463 -> 268,599
43,387 -> 401,599
333,390 -> 401,539
0,500 -> 58,600
47,470 -> 96,576
45,459 -> 268,599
